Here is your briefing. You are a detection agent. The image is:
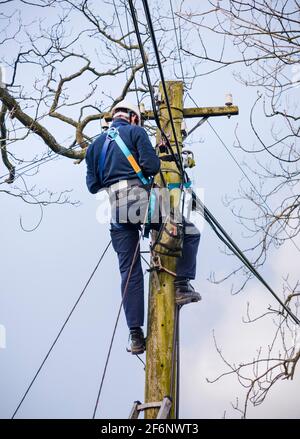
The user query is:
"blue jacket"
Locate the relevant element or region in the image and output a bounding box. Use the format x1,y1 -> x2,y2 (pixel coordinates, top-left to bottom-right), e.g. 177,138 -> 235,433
86,119 -> 160,194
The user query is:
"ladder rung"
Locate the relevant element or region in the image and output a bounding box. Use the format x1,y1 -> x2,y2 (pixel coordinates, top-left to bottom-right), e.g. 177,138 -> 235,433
129,396 -> 172,419
137,401 -> 163,411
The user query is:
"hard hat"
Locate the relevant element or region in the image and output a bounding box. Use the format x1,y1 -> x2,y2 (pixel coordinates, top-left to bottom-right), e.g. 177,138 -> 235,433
112,100 -> 141,125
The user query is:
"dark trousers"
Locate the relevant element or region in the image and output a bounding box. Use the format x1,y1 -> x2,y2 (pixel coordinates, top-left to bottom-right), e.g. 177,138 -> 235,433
110,219 -> 200,329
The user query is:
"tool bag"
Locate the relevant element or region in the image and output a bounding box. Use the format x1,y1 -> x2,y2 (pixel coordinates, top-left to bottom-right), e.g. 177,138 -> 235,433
152,212 -> 184,257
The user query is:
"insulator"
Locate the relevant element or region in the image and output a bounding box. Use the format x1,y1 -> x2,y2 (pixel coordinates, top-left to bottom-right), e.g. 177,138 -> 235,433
225,93 -> 233,106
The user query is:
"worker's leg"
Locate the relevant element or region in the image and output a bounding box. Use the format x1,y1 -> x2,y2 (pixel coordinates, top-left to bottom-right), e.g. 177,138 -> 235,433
176,219 -> 200,279
110,222 -> 144,329
175,219 -> 201,305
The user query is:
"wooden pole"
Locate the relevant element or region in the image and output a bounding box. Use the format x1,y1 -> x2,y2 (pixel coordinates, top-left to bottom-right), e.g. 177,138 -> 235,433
98,105 -> 239,122
145,80 -> 184,419
143,82 -> 239,419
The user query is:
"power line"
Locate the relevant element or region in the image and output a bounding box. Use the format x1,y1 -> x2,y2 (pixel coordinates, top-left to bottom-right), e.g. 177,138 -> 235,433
92,185 -> 155,418
169,0 -> 185,82
92,233 -> 143,418
0,152 -> 56,181
128,0 -> 161,129
0,133 -> 101,183
112,0 -> 140,107
11,240 -> 112,419
170,304 -> 180,418
128,0 -> 184,178
141,0 -> 185,180
123,1 -> 141,108
187,92 -> 300,254
191,190 -> 300,326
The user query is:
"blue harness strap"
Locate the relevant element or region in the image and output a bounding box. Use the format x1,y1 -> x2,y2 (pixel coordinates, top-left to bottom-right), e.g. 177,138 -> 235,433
99,127 -> 150,186
98,128 -> 192,234
99,136 -> 111,184
167,181 -> 192,190
98,127 -> 156,234
105,127 -> 149,186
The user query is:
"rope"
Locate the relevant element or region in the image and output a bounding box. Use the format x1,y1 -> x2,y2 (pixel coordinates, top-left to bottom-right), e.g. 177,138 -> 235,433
92,234 -> 142,419
11,240 -> 112,419
92,181 -> 154,418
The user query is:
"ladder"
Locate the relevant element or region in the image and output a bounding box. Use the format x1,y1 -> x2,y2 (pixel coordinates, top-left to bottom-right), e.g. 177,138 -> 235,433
129,396 -> 172,419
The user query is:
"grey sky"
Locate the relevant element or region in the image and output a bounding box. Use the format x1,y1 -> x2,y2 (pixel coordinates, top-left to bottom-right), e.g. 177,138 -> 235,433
1,0 -> 300,419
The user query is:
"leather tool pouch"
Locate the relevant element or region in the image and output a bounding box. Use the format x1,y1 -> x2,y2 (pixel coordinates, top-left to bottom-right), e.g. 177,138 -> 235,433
152,213 -> 184,257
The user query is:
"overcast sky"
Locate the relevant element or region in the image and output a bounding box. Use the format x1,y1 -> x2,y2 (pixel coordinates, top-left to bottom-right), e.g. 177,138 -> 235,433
1,0 -> 300,419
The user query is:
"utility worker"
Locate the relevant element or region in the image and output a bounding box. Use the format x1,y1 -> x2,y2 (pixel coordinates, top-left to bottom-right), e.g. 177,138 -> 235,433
86,100 -> 201,355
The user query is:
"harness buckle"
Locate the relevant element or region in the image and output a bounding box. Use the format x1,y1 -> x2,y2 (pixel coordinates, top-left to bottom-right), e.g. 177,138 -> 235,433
107,127 -> 119,140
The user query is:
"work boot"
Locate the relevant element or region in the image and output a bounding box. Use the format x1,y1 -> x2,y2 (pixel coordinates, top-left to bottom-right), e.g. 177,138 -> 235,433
174,279 -> 201,306
129,327 -> 146,355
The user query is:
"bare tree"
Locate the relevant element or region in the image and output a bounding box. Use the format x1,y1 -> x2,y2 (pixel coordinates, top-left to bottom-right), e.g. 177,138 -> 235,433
208,279 -> 300,418
3,0 -> 298,416
0,0 -> 193,211
179,0 -> 300,264
178,0 -> 300,416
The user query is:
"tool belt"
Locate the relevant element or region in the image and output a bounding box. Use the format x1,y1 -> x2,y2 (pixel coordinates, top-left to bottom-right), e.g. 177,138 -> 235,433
152,213 -> 184,258
107,178 -> 145,204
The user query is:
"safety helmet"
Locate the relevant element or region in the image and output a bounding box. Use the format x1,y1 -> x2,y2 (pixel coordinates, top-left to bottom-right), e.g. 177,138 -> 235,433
112,100 -> 141,125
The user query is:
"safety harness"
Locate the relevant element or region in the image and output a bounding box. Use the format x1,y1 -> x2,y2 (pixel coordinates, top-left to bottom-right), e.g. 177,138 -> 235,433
99,127 -> 149,186
99,127 -> 187,254
99,127 -> 156,235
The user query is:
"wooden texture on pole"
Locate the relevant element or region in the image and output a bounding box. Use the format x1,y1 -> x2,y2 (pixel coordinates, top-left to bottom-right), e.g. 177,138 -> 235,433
100,105 -> 238,122
145,80 -> 184,419
143,82 -> 239,419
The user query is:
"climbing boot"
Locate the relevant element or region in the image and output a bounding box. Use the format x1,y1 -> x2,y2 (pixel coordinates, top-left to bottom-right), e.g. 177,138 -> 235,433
174,279 -> 201,306
130,327 -> 146,355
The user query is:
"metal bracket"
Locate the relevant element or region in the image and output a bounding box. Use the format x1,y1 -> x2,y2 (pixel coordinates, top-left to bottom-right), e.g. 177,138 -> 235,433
129,396 -> 172,419
149,255 -> 177,277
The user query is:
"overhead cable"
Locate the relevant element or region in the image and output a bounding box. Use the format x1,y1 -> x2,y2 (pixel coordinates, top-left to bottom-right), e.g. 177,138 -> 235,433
187,91 -> 300,254
141,0 -> 185,180
11,240 -> 112,419
191,191 -> 300,326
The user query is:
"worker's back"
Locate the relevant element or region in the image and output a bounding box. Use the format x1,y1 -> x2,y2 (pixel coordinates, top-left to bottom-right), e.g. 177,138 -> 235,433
86,118 -> 160,194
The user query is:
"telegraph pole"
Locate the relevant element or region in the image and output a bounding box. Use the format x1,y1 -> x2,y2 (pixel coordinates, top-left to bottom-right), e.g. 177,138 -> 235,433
101,84 -> 238,419
145,81 -> 184,419
144,81 -> 239,419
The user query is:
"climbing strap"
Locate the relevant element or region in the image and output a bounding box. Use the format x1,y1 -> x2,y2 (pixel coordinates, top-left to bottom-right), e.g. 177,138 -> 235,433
167,181 -> 192,190
147,255 -> 177,277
